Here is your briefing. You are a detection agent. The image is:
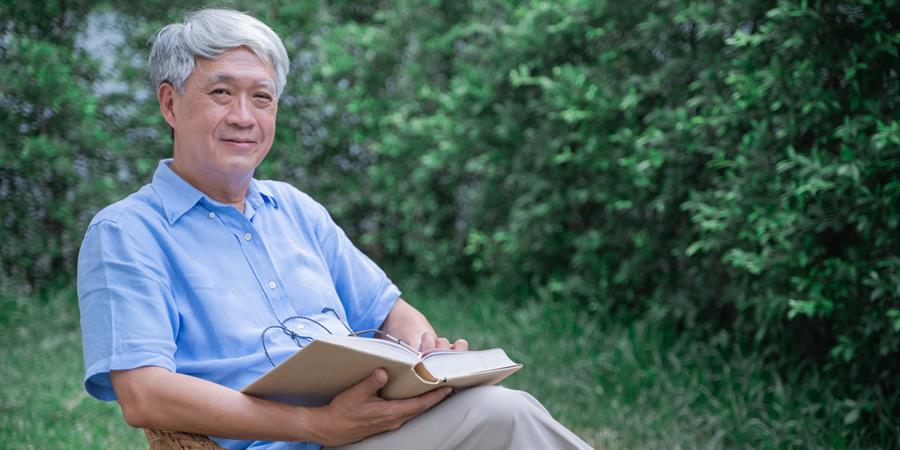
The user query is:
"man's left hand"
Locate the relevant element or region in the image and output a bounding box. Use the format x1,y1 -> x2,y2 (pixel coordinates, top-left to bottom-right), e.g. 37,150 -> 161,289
418,331 -> 468,354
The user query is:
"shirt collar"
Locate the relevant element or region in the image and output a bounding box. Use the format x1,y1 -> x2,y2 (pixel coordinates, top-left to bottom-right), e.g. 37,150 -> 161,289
152,159 -> 205,225
151,159 -> 279,225
250,178 -> 279,210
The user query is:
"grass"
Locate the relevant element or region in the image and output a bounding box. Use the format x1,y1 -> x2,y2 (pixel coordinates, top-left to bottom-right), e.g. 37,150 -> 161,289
0,286 -> 145,449
407,283 -> 868,450
0,282 -> 892,449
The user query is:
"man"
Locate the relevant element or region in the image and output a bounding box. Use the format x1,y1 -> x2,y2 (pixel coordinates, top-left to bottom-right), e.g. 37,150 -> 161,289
77,8 -> 591,450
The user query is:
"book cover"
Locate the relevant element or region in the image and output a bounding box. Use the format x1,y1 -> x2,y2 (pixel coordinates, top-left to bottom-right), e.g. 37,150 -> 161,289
241,335 -> 522,406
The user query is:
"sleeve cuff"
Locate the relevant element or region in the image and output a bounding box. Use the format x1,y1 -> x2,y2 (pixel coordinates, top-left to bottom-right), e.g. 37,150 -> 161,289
84,350 -> 176,401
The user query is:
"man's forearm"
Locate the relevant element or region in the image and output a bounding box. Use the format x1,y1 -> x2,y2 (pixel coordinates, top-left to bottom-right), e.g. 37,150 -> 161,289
379,298 -> 436,351
380,298 -> 469,353
112,364 -> 452,447
111,366 -> 318,442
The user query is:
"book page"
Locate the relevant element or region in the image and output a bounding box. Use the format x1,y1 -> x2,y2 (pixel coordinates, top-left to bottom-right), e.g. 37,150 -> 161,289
422,348 -> 517,379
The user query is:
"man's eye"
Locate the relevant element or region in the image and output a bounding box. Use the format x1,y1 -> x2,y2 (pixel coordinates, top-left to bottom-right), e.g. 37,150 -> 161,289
211,88 -> 229,95
254,94 -> 274,106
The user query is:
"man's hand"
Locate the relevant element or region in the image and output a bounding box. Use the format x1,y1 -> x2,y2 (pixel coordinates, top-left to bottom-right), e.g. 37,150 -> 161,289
308,368 -> 452,446
380,299 -> 469,354
418,331 -> 469,355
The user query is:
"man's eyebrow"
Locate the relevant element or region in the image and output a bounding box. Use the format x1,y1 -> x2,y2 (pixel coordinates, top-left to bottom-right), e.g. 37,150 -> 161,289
205,73 -> 275,89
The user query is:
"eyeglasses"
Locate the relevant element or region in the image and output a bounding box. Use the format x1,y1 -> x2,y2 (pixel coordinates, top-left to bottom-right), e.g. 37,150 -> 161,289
261,307 -> 417,366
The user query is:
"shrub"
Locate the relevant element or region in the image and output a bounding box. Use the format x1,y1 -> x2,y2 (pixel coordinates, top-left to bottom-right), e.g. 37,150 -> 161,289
282,0 -> 900,440
3,0 -> 897,443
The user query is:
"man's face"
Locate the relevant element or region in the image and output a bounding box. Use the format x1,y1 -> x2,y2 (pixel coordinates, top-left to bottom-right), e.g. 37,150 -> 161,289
162,47 -> 278,185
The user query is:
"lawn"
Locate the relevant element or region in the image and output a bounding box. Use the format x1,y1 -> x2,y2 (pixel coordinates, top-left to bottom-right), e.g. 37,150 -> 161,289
0,281 -> 871,449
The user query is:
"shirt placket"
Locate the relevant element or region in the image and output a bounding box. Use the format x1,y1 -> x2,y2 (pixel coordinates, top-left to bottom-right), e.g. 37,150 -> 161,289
213,204 -> 294,321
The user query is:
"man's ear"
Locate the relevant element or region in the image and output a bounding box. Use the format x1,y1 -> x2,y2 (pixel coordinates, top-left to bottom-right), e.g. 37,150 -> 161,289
157,82 -> 178,130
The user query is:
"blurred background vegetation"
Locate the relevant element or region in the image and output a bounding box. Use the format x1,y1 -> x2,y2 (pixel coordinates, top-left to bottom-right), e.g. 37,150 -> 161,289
1,0 -> 898,448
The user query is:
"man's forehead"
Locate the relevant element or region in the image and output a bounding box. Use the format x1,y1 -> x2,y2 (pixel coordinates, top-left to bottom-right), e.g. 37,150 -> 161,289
189,47 -> 276,88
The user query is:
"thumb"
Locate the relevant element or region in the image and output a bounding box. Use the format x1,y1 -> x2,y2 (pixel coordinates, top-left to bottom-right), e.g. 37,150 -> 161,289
356,368 -> 389,394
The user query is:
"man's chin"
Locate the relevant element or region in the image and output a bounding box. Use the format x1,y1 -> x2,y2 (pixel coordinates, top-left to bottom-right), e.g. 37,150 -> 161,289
216,153 -> 267,175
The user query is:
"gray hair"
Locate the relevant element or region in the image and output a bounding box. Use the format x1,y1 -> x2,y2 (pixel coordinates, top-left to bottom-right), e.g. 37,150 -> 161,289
149,9 -> 289,98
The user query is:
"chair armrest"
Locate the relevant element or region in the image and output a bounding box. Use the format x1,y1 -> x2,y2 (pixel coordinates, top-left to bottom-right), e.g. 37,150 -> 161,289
144,428 -> 225,450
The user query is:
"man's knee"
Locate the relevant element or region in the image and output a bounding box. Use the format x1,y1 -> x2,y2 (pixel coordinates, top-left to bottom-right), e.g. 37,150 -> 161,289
455,385 -> 547,426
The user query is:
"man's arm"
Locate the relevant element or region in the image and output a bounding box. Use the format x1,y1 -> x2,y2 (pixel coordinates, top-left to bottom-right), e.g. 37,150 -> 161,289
379,298 -> 468,353
109,299 -> 463,445
111,366 -> 451,446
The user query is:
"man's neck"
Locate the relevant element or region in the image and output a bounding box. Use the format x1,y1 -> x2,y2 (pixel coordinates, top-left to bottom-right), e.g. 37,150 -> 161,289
170,159 -> 249,213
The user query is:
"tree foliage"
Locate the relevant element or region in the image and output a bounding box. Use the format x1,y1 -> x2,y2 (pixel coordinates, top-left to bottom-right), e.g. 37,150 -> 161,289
1,0 -> 898,444
1,0 -> 118,287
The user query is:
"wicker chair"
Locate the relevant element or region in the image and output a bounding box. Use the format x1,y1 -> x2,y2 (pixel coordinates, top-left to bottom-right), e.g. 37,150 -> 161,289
145,429 -> 225,450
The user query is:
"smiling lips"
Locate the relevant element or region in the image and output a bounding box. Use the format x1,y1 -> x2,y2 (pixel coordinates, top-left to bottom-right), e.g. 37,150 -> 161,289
219,137 -> 259,151
221,137 -> 257,143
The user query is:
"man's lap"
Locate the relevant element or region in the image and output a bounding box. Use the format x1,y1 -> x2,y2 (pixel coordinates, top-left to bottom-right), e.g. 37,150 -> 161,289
327,386 -> 591,450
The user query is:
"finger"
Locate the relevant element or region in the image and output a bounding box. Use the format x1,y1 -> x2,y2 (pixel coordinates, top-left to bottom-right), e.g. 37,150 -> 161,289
451,339 -> 469,351
436,337 -> 451,349
419,331 -> 438,352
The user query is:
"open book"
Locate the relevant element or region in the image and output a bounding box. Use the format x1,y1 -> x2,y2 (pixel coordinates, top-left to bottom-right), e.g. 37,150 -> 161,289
241,334 -> 523,406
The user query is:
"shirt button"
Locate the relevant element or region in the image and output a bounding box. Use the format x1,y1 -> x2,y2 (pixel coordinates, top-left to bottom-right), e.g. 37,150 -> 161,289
244,232 -> 253,241
268,280 -> 277,289
208,211 -> 216,219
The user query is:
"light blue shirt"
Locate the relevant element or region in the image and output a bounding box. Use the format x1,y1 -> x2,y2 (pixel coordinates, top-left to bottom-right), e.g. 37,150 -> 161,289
77,160 -> 400,450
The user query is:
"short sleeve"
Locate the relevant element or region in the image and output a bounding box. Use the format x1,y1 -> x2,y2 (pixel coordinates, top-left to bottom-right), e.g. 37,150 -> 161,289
77,219 -> 179,401
310,202 -> 400,332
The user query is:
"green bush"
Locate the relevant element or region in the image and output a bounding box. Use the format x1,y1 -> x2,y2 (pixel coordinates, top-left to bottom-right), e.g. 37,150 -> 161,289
0,16 -> 109,288
2,0 -> 897,443
274,0 -> 900,440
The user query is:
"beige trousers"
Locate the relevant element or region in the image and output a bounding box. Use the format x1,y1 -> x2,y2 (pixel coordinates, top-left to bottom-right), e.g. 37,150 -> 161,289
327,386 -> 593,450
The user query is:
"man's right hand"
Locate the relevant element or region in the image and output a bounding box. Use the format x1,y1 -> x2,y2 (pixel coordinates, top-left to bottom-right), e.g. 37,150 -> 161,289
307,368 -> 452,446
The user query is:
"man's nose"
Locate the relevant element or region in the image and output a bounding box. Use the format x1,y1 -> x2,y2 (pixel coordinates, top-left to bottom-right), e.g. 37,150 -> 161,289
224,96 -> 255,128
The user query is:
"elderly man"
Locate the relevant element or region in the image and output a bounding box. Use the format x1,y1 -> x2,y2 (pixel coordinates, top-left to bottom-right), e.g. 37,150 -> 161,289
77,8 -> 591,450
